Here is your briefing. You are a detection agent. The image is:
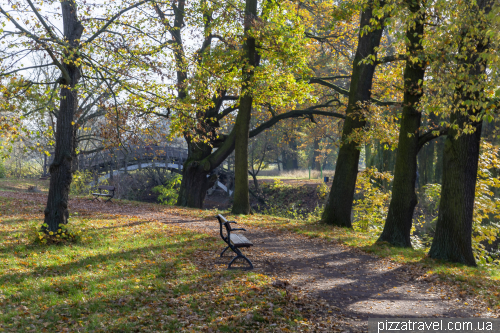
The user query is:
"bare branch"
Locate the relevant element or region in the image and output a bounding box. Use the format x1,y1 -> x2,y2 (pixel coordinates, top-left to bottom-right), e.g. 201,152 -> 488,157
0,63 -> 55,77
26,0 -> 64,45
85,0 -> 153,45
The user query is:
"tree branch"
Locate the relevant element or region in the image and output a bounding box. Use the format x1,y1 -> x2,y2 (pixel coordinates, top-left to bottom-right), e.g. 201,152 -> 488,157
418,128 -> 448,152
375,54 -> 407,65
0,63 -> 55,76
250,108 -> 345,138
85,0 -> 152,45
26,0 -> 63,45
310,78 -> 400,106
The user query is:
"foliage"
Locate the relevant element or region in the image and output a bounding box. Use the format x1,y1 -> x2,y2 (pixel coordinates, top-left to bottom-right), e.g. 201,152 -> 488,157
258,179 -> 326,220
3,158 -> 42,179
69,170 -> 95,196
32,221 -> 82,245
352,168 -> 393,232
152,174 -> 182,206
0,159 -> 5,178
473,141 -> 500,265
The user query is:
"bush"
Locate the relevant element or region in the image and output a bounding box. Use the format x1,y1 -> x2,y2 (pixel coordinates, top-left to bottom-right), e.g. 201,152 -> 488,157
152,174 -> 182,205
70,169 -> 95,196
352,168 -> 392,232
30,222 -> 82,245
0,160 -> 5,178
4,159 -> 42,178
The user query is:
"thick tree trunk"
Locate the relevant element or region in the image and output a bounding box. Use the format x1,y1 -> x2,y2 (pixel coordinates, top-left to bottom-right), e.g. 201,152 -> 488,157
378,0 -> 425,247
322,2 -> 385,227
177,142 -> 216,208
43,1 -> 84,233
429,0 -> 492,266
232,0 -> 257,215
434,136 -> 444,184
428,118 -> 482,266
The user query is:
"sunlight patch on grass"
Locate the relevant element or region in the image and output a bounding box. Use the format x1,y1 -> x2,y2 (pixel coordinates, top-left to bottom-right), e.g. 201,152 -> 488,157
0,199 -> 314,332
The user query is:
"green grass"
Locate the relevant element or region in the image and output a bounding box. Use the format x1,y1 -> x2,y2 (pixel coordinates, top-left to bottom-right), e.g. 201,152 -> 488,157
0,196 -> 312,332
0,178 -> 50,193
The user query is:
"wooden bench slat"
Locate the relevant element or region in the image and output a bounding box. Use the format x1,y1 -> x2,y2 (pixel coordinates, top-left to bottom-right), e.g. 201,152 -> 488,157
230,234 -> 253,247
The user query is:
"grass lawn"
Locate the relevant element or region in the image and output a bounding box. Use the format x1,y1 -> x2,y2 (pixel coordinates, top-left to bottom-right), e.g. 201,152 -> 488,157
0,178 -> 50,194
0,196 -> 315,332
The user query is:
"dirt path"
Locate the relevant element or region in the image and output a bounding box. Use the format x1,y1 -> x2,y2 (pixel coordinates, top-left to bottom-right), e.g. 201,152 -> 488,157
156,217 -> 497,332
1,191 -> 497,332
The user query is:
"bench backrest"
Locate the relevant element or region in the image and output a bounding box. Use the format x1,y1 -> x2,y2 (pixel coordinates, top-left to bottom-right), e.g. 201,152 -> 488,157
98,185 -> 115,191
216,214 -> 233,241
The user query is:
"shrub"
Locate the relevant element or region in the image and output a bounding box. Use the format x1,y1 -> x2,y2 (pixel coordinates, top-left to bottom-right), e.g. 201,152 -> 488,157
0,160 -> 5,178
352,168 -> 392,232
70,169 -> 95,196
152,174 -> 182,205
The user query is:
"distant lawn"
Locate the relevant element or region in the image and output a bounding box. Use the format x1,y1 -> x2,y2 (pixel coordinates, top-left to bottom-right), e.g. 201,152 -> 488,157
0,196 -> 312,332
0,178 -> 50,193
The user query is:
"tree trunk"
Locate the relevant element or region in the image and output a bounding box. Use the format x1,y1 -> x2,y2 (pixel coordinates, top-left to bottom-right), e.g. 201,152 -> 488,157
435,136 -> 444,184
43,1 -> 84,233
365,143 -> 374,169
232,0 -> 257,215
312,138 -> 321,170
429,0 -> 492,266
418,143 -> 428,187
428,119 -> 482,266
322,2 -> 385,227
177,142 -> 215,208
378,0 -> 425,247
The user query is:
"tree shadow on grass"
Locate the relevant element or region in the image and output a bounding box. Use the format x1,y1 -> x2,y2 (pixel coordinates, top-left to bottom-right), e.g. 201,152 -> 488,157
0,236 -> 259,332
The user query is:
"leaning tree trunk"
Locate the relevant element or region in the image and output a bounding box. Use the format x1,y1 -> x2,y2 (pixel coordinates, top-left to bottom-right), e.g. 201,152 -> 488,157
232,0 -> 257,215
321,2 -> 385,227
429,0 -> 492,266
378,0 -> 425,247
43,1 -> 84,233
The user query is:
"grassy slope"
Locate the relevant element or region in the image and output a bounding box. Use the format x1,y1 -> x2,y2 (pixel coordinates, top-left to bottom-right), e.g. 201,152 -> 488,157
0,196 -> 315,332
0,178 -> 50,193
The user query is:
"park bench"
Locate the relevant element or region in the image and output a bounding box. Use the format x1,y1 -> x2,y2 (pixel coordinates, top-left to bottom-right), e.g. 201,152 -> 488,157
91,185 -> 116,203
216,214 -> 254,269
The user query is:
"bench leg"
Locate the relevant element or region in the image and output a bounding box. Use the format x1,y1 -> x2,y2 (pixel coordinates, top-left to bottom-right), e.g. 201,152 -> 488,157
228,254 -> 253,270
220,246 -> 230,257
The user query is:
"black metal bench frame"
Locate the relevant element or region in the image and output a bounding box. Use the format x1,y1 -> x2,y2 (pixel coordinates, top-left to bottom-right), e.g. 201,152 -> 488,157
216,214 -> 253,269
91,185 -> 116,203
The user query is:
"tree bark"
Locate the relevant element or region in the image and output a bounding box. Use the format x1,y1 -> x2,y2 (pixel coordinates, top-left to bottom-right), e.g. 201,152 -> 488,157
378,0 -> 425,247
177,141 -> 216,208
322,1 -> 386,227
43,1 -> 84,232
429,0 -> 492,266
434,136 -> 444,184
232,0 -> 257,215
312,138 -> 321,170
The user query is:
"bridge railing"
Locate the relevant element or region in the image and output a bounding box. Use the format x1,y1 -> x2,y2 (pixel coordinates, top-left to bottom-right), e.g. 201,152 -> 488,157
44,145 -> 189,174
